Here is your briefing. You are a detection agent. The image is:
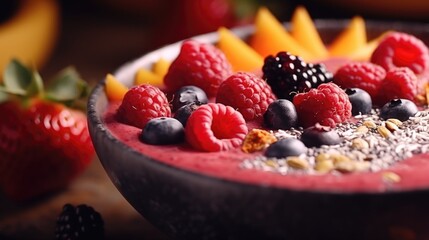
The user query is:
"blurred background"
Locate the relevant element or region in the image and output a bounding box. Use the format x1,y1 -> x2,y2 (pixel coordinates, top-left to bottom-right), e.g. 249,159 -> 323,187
1,0 -> 429,239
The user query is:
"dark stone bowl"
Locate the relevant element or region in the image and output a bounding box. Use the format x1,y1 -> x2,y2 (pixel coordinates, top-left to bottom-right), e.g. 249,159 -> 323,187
87,20 -> 429,240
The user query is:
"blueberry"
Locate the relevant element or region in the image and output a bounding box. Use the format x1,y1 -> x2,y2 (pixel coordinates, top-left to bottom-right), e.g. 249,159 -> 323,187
171,85 -> 208,112
174,102 -> 201,127
140,117 -> 184,145
345,88 -> 372,116
379,99 -> 418,121
263,99 -> 298,130
300,124 -> 341,148
264,138 -> 307,158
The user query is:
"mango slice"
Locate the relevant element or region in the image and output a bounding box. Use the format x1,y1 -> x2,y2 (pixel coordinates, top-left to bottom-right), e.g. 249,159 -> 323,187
152,58 -> 170,77
217,27 -> 264,72
135,68 -> 163,86
291,6 -> 328,59
348,31 -> 390,61
105,73 -> 128,101
250,7 -> 314,60
328,16 -> 367,57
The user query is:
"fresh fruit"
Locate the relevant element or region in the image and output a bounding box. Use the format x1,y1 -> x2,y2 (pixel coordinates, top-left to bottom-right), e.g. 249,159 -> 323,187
370,32 -> 429,74
250,7 -> 313,60
290,6 -> 328,59
185,103 -> 248,152
216,71 -> 276,121
379,99 -> 418,121
0,0 -> 59,75
300,124 -> 341,148
174,102 -> 201,127
140,117 -> 185,145
152,58 -> 171,76
376,67 -> 418,106
105,73 -> 128,101
333,62 -> 385,99
171,85 -> 208,112
263,99 -> 298,130
293,83 -> 352,128
345,88 -> 373,116
217,27 -> 264,72
164,39 -> 232,97
262,51 -> 333,100
0,60 -> 94,201
348,31 -> 390,61
117,84 -> 171,129
135,68 -> 163,86
328,16 -> 367,57
264,138 -> 307,158
55,203 -> 104,240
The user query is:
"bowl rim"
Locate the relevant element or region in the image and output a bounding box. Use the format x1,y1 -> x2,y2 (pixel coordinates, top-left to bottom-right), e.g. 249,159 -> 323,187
88,19 -> 429,196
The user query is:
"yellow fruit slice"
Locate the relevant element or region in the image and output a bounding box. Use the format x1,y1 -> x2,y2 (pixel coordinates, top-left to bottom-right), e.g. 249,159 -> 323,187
249,7 -> 314,60
291,6 -> 328,60
0,0 -> 59,75
217,27 -> 264,72
105,74 -> 128,101
152,58 -> 170,77
348,31 -> 390,61
135,68 -> 163,86
328,16 -> 367,57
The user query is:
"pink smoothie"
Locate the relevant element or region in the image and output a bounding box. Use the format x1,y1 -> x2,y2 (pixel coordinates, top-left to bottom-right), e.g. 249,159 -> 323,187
104,58 -> 429,194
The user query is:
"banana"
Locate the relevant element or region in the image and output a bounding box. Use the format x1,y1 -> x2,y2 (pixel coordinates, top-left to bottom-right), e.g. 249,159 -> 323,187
0,0 -> 60,75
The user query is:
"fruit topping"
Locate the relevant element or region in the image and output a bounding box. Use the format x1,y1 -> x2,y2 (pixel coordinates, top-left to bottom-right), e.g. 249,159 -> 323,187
216,71 -> 276,121
171,85 -> 208,112
262,51 -> 333,100
345,88 -> 373,116
263,99 -> 298,130
376,67 -> 418,106
300,124 -> 341,148
105,73 -> 128,101
328,16 -> 367,57
185,103 -> 248,152
264,138 -> 307,158
241,129 -> 277,153
174,102 -> 202,127
140,117 -> 185,145
333,62 -> 386,99
117,84 -> 171,129
55,203 -> 104,240
164,39 -> 232,97
370,32 -> 429,74
379,99 -> 418,121
293,83 -> 352,128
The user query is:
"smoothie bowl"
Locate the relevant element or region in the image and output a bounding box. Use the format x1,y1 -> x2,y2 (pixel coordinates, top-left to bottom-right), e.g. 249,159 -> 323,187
88,7 -> 429,240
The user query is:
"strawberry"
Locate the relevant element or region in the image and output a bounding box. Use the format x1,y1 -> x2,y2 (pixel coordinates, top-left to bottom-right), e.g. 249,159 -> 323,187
0,59 -> 94,201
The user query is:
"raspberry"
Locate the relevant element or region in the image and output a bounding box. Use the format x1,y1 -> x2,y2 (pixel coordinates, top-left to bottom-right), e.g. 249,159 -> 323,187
333,62 -> 386,99
376,67 -> 418,106
216,72 -> 276,121
262,51 -> 333,100
117,84 -> 171,128
164,40 -> 232,97
371,32 -> 429,74
293,83 -> 352,128
185,103 -> 248,152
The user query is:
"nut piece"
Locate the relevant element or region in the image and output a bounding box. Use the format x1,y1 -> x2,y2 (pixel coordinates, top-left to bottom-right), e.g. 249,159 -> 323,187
351,138 -> 369,150
314,160 -> 334,173
334,161 -> 356,173
386,118 -> 403,127
315,153 -> 331,162
363,120 -> 377,129
377,126 -> 392,138
385,121 -> 399,132
382,172 -> 401,183
355,125 -> 369,134
331,154 -> 352,164
242,129 -> 277,153
286,157 -> 309,170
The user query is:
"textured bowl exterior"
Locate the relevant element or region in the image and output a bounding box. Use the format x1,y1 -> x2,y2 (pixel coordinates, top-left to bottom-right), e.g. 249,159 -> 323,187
88,21 -> 429,240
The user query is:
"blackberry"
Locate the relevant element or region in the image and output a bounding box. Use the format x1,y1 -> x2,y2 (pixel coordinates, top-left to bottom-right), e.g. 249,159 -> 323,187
55,203 -> 104,240
262,52 -> 333,100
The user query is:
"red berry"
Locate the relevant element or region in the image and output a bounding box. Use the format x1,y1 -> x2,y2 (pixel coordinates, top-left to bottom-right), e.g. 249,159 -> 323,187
216,72 -> 276,121
376,67 -> 418,106
185,103 -> 248,152
333,62 -> 386,99
293,83 -> 352,128
164,40 -> 233,97
118,84 -> 171,128
371,32 -> 429,74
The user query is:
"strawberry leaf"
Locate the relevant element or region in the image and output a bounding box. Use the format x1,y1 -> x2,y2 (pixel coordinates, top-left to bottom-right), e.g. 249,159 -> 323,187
26,71 -> 44,97
2,59 -> 33,95
45,67 -> 88,103
0,90 -> 8,103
